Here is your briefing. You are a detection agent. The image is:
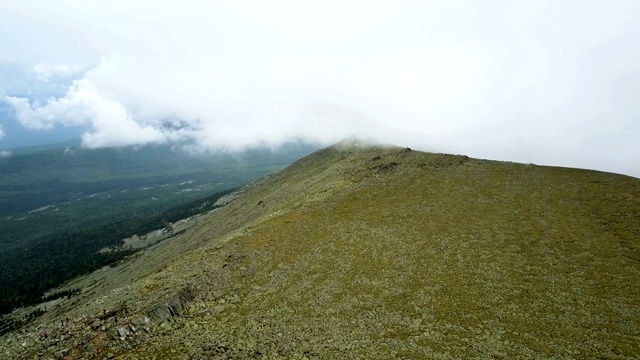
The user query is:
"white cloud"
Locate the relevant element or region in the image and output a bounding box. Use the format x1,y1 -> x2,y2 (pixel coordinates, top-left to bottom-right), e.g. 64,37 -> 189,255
0,150 -> 11,158
0,126 -> 4,140
3,75 -> 169,147
0,1 -> 639,176
33,64 -> 84,82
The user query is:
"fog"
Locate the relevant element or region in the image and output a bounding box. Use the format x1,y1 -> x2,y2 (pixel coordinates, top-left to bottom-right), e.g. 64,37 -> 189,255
1,1 -> 639,176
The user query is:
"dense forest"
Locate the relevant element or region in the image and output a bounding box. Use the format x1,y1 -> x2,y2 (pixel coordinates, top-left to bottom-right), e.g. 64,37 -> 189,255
0,187 -> 236,314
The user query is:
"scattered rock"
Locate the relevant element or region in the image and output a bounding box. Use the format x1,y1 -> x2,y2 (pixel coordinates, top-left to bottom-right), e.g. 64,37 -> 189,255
371,162 -> 399,174
147,287 -> 195,323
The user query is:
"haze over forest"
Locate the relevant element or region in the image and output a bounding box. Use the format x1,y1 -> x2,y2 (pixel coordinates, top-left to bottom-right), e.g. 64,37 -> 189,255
1,1 -> 639,177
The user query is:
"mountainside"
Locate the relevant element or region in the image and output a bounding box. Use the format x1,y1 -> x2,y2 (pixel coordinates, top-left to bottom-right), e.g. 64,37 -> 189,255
2,139 -> 640,359
0,141 -> 317,314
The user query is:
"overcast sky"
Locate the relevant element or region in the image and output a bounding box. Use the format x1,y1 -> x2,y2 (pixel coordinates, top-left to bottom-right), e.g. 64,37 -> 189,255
1,1 -> 639,177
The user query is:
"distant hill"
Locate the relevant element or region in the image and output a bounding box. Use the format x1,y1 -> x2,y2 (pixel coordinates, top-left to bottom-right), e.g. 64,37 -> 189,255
2,139 -> 639,359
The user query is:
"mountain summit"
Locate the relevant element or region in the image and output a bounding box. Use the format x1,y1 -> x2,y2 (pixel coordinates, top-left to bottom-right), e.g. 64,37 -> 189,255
2,141 -> 640,359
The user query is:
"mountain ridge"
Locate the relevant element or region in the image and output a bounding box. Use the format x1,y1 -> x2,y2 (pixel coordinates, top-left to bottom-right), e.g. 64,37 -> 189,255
2,140 -> 640,359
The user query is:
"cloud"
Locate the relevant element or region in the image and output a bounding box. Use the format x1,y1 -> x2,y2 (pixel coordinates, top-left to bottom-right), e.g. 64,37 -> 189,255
2,74 -> 169,148
0,125 -> 4,140
33,64 -> 84,82
0,1 -> 639,176
0,150 -> 11,158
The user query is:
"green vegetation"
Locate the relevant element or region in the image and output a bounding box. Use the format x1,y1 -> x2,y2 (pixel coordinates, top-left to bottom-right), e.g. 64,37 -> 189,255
1,140 -> 639,359
0,187 -> 238,314
0,141 -> 316,250
41,288 -> 81,303
0,141 -> 317,314
131,143 -> 640,359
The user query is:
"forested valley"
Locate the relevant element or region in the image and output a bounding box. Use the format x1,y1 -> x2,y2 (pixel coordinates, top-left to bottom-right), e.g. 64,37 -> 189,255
0,141 -> 316,316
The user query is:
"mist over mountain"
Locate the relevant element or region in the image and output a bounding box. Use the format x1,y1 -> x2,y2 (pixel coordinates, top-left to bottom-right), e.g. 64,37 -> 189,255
2,2 -> 639,358
1,1 -> 640,177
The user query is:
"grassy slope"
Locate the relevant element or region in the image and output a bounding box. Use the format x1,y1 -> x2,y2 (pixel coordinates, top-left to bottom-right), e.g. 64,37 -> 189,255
3,141 -> 640,359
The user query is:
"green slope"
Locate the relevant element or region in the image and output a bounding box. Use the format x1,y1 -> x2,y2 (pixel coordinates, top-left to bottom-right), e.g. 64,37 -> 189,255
2,140 -> 639,359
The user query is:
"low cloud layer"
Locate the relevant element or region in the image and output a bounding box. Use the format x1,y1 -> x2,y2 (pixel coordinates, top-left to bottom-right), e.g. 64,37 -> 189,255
1,1 -> 639,176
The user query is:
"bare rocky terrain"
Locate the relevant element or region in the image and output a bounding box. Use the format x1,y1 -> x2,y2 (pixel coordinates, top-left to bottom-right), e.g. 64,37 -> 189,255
2,139 -> 640,359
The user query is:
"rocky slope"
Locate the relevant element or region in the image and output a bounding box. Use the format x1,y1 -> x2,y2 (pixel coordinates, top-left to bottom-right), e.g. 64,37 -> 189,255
2,138 -> 640,359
